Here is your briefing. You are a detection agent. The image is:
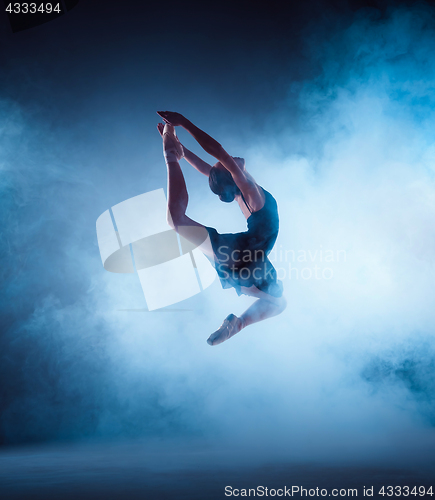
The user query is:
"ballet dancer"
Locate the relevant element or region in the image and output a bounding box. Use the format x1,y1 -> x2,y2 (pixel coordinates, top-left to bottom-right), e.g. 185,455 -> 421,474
157,111 -> 286,345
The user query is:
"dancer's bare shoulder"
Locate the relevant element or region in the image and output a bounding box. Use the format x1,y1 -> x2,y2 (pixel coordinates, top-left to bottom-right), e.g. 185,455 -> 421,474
239,169 -> 266,213
217,151 -> 265,212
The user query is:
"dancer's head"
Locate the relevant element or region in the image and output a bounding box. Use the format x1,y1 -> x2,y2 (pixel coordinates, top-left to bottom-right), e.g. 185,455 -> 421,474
209,162 -> 241,203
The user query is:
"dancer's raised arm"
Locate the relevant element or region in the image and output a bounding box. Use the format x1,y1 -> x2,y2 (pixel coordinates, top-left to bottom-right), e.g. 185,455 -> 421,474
183,149 -> 212,176
157,122 -> 211,176
157,111 -> 264,210
157,111 -> 222,158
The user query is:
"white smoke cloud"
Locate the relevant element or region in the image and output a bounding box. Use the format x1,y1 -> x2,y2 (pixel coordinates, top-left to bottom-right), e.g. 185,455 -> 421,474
2,3 -> 435,469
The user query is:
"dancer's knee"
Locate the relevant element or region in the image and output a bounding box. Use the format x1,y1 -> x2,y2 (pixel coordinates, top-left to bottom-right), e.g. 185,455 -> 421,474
167,210 -> 176,229
167,207 -> 186,230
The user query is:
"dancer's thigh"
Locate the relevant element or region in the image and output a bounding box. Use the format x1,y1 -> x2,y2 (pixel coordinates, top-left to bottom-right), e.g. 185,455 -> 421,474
175,215 -> 214,259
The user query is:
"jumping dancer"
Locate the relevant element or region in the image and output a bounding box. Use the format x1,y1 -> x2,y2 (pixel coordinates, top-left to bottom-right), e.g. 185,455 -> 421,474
157,111 -> 286,346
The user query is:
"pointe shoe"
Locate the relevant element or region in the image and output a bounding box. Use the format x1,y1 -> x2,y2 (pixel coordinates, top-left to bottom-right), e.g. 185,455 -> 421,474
207,314 -> 242,346
163,124 -> 184,160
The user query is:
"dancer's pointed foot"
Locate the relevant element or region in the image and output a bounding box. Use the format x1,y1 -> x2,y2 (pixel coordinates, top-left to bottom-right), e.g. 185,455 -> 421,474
207,314 -> 243,346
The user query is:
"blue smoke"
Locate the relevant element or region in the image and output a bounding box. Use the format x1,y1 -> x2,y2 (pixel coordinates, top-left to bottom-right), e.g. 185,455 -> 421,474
1,2 -> 435,468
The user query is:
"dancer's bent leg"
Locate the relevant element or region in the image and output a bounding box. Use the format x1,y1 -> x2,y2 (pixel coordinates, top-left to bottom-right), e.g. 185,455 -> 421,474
239,292 -> 287,328
207,285 -> 287,346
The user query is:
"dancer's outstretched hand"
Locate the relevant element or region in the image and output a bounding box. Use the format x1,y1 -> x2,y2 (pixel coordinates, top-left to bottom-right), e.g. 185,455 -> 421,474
157,111 -> 185,126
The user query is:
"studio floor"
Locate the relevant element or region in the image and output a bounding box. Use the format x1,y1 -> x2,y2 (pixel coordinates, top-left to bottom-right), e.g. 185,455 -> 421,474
0,440 -> 434,499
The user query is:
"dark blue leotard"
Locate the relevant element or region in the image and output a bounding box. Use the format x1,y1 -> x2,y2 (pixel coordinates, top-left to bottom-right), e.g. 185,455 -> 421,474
205,188 -> 283,297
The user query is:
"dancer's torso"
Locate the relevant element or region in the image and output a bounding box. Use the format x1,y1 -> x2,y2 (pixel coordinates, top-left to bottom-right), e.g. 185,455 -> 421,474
236,187 -> 279,256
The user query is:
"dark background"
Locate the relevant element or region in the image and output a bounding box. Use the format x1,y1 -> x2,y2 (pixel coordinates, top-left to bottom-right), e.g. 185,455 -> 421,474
1,0 -> 435,498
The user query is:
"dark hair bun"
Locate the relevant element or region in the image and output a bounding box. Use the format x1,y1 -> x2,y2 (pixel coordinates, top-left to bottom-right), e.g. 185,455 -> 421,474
209,166 -> 239,202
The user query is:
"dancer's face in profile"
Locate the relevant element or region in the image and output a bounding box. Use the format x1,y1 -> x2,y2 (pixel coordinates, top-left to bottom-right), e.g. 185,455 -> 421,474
209,163 -> 240,203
